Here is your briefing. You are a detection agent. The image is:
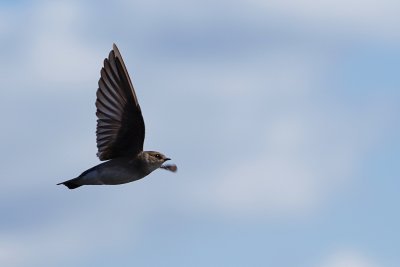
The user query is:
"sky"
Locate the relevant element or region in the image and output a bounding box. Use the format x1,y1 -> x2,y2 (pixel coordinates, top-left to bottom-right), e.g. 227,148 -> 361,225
0,0 -> 399,266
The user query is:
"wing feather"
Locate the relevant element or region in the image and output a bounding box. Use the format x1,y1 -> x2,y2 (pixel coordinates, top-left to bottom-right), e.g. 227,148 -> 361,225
95,44 -> 145,160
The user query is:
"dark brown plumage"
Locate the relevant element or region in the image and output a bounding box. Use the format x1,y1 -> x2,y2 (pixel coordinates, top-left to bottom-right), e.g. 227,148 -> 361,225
96,44 -> 145,160
58,44 -> 176,189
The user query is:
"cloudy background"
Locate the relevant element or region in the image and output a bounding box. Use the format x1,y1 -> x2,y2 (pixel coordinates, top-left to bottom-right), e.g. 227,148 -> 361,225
1,0 -> 399,266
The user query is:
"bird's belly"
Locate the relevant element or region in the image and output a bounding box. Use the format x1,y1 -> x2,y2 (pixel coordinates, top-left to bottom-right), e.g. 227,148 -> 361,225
82,167 -> 144,185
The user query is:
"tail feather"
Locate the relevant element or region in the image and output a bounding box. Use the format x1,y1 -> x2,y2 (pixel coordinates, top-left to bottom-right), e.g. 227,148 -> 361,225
57,177 -> 82,189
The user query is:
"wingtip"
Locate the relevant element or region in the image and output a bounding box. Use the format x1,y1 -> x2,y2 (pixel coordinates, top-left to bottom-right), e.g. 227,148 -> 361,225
112,43 -> 119,53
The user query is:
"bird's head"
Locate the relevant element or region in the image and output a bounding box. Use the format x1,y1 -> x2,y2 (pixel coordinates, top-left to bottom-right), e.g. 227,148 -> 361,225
146,151 -> 170,165
141,151 -> 170,171
140,151 -> 177,173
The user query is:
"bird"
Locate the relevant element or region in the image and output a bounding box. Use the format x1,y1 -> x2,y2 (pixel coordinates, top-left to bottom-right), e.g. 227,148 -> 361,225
58,43 -> 177,189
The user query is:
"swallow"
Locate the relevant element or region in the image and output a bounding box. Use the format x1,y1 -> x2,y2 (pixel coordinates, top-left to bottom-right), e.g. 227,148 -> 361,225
58,44 -> 177,189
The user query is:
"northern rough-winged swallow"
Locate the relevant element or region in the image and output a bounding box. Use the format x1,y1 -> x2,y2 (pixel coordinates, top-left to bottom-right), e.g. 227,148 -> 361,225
58,44 -> 177,189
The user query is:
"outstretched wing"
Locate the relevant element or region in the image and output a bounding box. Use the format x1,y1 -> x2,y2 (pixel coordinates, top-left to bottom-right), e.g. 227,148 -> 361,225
95,44 -> 145,161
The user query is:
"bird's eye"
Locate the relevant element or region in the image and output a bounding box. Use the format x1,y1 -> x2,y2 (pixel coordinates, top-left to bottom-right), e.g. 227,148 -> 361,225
155,154 -> 161,159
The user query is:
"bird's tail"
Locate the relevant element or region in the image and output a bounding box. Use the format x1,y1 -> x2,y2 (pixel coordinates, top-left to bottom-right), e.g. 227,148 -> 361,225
57,177 -> 82,189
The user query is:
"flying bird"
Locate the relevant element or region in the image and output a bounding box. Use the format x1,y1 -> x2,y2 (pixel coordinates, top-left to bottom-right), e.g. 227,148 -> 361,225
58,44 -> 177,189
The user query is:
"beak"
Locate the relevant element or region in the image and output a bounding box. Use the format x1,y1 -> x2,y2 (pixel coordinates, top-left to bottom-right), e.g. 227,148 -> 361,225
164,158 -> 171,161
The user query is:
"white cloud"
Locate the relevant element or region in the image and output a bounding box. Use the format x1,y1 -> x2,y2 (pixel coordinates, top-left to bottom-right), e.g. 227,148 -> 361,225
119,0 -> 400,42
27,2 -> 100,85
0,191 -> 152,267
247,0 -> 400,40
319,249 -> 381,267
1,1 -> 101,91
195,95 -> 392,218
204,115 -> 347,217
145,41 -> 395,219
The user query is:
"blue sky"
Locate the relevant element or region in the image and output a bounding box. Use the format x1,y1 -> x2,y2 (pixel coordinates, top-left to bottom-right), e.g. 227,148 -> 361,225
0,1 -> 399,266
